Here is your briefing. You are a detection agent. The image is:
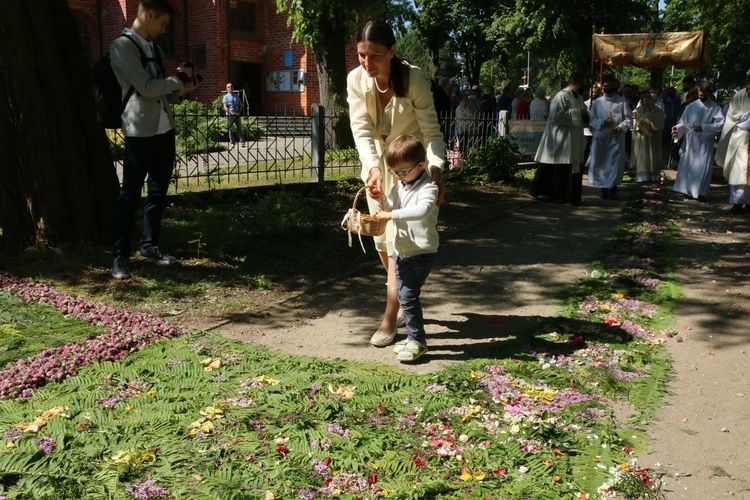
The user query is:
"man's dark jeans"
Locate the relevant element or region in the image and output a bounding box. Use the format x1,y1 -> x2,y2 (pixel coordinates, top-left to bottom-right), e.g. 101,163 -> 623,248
394,252 -> 437,345
227,115 -> 246,144
114,129 -> 175,259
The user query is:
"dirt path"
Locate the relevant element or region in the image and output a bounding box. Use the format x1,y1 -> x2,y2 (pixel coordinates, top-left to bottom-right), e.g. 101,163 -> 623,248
207,188 -> 624,373
637,176 -> 750,499
206,176 -> 750,498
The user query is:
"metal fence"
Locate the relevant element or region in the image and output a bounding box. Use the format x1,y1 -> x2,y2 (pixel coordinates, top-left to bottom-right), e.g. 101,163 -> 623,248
107,107 -> 504,191
438,111 -> 501,162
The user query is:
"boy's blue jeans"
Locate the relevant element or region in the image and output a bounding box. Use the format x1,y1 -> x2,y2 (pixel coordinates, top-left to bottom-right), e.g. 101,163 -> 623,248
114,129 -> 175,259
394,252 -> 436,346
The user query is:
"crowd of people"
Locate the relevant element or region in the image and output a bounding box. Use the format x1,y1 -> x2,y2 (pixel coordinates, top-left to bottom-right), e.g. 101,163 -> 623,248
522,73 -> 748,212
432,72 -> 748,212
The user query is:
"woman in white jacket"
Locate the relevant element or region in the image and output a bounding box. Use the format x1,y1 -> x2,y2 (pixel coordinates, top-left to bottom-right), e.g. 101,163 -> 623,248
346,20 -> 446,348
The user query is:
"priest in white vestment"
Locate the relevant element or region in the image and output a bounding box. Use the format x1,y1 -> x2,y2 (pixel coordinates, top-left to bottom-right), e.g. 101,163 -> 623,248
672,84 -> 725,201
715,86 -> 750,213
532,73 -> 587,205
630,90 -> 666,183
587,77 -> 632,199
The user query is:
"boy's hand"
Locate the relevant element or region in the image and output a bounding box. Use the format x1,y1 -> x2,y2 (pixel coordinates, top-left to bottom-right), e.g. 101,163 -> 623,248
374,211 -> 392,220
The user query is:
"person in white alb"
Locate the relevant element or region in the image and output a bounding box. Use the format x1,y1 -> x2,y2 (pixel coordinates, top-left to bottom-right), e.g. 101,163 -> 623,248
630,90 -> 666,183
715,85 -> 750,213
672,83 -> 724,201
583,84 -> 601,166
587,76 -> 632,199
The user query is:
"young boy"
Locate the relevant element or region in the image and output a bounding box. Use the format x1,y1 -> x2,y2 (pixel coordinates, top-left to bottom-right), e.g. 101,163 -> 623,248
373,135 -> 439,362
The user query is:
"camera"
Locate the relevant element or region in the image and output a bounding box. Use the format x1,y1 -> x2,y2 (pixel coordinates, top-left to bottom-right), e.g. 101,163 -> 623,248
176,61 -> 203,84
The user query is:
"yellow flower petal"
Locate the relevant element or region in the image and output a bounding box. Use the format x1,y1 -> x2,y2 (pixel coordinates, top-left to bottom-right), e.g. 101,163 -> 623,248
328,384 -> 356,398
255,375 -> 280,386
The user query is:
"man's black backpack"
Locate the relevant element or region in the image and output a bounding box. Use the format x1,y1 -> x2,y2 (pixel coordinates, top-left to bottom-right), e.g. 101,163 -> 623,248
91,34 -> 161,129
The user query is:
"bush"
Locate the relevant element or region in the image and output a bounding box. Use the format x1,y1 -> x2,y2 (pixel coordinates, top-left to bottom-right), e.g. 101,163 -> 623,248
173,99 -> 225,153
466,134 -> 522,183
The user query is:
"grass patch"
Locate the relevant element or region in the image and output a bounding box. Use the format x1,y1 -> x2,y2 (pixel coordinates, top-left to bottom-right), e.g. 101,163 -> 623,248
710,465 -> 730,477
0,291 -> 105,366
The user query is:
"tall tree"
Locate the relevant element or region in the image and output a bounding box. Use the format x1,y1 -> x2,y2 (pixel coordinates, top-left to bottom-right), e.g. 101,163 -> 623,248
663,0 -> 750,86
0,1 -> 118,250
411,0 -> 454,79
449,0 -> 501,86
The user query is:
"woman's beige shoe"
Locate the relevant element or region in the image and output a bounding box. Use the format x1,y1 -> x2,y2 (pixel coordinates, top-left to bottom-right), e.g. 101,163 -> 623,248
370,328 -> 397,347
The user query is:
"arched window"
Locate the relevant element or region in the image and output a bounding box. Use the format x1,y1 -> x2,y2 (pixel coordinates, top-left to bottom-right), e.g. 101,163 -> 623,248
229,1 -> 257,33
74,16 -> 92,64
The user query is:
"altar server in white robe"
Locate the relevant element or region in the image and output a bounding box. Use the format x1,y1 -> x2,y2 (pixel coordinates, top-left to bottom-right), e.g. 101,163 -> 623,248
715,86 -> 750,213
672,83 -> 724,201
631,90 -> 666,183
587,76 -> 632,199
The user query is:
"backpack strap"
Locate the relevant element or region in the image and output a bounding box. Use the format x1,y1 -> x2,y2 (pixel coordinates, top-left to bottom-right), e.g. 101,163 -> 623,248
117,33 -> 162,106
152,45 -> 166,78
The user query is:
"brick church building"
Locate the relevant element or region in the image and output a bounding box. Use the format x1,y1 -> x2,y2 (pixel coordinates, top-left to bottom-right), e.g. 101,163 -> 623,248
67,0 -> 332,116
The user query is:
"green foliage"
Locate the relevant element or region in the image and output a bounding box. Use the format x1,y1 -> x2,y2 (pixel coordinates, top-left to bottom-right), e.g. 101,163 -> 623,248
465,134 -> 523,183
106,129 -> 125,161
0,328 -> 658,498
0,291 -> 105,366
325,147 -> 360,164
663,0 -> 750,86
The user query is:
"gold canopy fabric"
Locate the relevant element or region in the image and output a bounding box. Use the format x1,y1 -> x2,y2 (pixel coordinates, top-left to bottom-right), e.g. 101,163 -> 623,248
593,31 -> 707,69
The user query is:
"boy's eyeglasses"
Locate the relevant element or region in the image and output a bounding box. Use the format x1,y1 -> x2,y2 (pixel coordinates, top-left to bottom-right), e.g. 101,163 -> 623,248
390,162 -> 421,178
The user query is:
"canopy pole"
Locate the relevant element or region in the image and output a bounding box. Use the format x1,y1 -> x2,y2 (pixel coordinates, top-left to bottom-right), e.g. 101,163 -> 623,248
590,27 -> 596,85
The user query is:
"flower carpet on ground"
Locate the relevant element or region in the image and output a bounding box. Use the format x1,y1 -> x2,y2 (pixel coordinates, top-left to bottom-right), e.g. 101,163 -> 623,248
0,188 -> 679,499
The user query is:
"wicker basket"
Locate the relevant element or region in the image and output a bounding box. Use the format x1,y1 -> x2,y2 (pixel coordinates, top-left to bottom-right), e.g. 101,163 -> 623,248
341,187 -> 387,252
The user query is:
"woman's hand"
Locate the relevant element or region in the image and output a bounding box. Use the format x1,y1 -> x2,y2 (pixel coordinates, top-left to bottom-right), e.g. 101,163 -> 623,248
430,168 -> 446,206
374,211 -> 392,220
366,167 -> 384,201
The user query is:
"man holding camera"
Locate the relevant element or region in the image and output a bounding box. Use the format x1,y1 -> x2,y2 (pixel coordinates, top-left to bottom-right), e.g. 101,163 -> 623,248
110,0 -> 199,280
223,83 -> 246,150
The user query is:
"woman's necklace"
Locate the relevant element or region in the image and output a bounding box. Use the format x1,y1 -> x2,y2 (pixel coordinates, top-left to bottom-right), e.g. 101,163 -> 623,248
374,77 -> 390,94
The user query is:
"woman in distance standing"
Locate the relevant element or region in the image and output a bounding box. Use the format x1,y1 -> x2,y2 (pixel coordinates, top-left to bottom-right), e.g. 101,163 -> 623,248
347,20 -> 446,348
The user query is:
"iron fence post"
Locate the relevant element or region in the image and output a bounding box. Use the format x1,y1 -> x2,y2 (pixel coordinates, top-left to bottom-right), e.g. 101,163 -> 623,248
311,104 -> 325,183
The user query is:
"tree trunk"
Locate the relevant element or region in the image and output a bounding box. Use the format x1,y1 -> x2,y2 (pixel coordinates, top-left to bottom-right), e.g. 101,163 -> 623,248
0,1 -> 118,250
314,22 -> 353,150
